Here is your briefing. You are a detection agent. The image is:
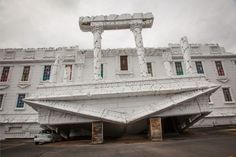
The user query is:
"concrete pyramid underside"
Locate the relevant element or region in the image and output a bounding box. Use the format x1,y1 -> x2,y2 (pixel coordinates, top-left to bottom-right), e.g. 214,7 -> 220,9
24,75 -> 220,125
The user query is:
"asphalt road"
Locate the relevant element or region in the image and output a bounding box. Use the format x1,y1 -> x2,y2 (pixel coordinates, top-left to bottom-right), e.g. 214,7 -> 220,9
1,127 -> 236,157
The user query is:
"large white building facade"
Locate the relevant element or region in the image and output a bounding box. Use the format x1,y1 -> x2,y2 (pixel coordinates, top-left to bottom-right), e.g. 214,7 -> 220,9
0,13 -> 236,142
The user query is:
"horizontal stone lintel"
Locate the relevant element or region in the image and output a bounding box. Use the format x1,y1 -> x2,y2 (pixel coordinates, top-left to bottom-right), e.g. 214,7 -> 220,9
79,12 -> 154,32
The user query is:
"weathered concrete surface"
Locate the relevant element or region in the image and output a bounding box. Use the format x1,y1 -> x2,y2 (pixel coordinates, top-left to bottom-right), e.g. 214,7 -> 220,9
79,13 -> 154,32
1,127 -> 236,157
149,118 -> 162,141
92,122 -> 103,144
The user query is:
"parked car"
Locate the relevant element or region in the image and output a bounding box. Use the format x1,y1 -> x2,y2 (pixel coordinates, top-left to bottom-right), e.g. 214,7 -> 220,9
34,129 -> 62,145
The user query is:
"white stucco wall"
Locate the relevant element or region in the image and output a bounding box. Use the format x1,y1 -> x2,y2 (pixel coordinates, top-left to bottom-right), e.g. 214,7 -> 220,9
0,43 -> 236,138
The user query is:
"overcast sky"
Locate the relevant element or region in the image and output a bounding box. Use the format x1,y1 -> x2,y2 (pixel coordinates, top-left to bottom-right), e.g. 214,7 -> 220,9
0,0 -> 236,53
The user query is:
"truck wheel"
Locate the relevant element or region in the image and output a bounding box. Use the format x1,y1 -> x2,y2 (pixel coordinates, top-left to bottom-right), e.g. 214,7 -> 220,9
35,142 -> 39,145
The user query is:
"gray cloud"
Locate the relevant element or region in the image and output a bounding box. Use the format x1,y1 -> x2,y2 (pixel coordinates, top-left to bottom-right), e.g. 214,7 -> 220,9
0,0 -> 235,53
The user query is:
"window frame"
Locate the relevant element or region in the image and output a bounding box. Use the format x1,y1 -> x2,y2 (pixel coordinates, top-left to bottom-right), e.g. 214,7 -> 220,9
0,66 -> 10,82
42,65 -> 52,81
146,62 -> 153,77
195,61 -> 204,74
215,60 -> 225,76
208,95 -> 214,105
0,93 -> 6,110
115,55 -> 133,75
63,64 -> 73,82
222,87 -> 234,103
15,93 -> 26,110
175,61 -> 184,75
20,66 -> 31,82
120,55 -> 128,71
100,63 -> 104,78
0,65 -> 13,85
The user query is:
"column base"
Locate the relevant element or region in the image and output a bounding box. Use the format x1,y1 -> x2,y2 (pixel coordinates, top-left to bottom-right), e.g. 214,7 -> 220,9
92,122 -> 103,144
149,117 -> 163,141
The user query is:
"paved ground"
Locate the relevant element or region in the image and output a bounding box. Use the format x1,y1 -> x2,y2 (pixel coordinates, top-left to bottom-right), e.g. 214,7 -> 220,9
1,127 -> 236,157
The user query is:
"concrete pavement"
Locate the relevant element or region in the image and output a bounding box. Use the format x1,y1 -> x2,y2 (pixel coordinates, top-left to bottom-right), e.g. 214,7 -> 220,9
1,127 -> 236,157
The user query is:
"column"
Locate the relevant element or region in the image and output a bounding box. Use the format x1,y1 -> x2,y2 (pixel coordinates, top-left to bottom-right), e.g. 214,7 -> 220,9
50,54 -> 63,83
75,51 -> 85,82
180,36 -> 193,75
162,51 -> 173,77
149,117 -> 163,141
92,25 -> 103,80
130,23 -> 148,77
92,122 -> 103,144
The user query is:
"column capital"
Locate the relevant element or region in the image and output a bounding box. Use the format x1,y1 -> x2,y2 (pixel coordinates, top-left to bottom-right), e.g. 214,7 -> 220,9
130,22 -> 144,49
91,25 -> 104,34
130,22 -> 143,32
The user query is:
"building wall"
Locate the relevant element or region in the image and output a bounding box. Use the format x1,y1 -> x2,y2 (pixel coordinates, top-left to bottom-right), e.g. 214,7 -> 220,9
0,44 -> 236,139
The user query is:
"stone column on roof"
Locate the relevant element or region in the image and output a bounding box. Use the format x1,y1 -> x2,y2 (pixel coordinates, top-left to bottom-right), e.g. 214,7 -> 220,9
130,22 -> 148,77
180,36 -> 194,75
91,24 -> 104,80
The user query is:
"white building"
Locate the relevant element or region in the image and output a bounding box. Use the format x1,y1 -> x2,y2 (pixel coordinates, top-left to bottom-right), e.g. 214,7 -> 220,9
0,13 -> 236,142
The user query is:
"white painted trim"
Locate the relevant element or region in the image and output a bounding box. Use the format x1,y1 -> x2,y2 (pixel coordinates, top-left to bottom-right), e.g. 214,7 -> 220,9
115,55 -> 133,75
208,95 -> 214,105
100,61 -> 107,79
18,64 -> 34,84
0,65 -> 14,85
40,64 -> 52,83
0,92 -> 6,110
63,64 -> 74,82
221,87 -> 235,104
213,60 -> 228,78
193,60 -> 206,75
146,62 -> 154,77
15,93 -> 28,110
173,60 -> 184,76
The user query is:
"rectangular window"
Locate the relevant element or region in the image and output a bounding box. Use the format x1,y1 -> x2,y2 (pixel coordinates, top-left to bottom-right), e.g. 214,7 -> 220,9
147,62 -> 153,77
16,94 -> 25,108
222,88 -> 233,102
208,95 -> 213,104
208,96 -> 211,102
120,56 -> 128,71
0,94 -> 4,109
215,61 -> 225,76
43,65 -> 51,81
175,62 -> 183,75
65,65 -> 72,81
101,64 -> 104,78
195,61 -> 204,74
21,66 -> 30,81
0,67 -> 10,82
